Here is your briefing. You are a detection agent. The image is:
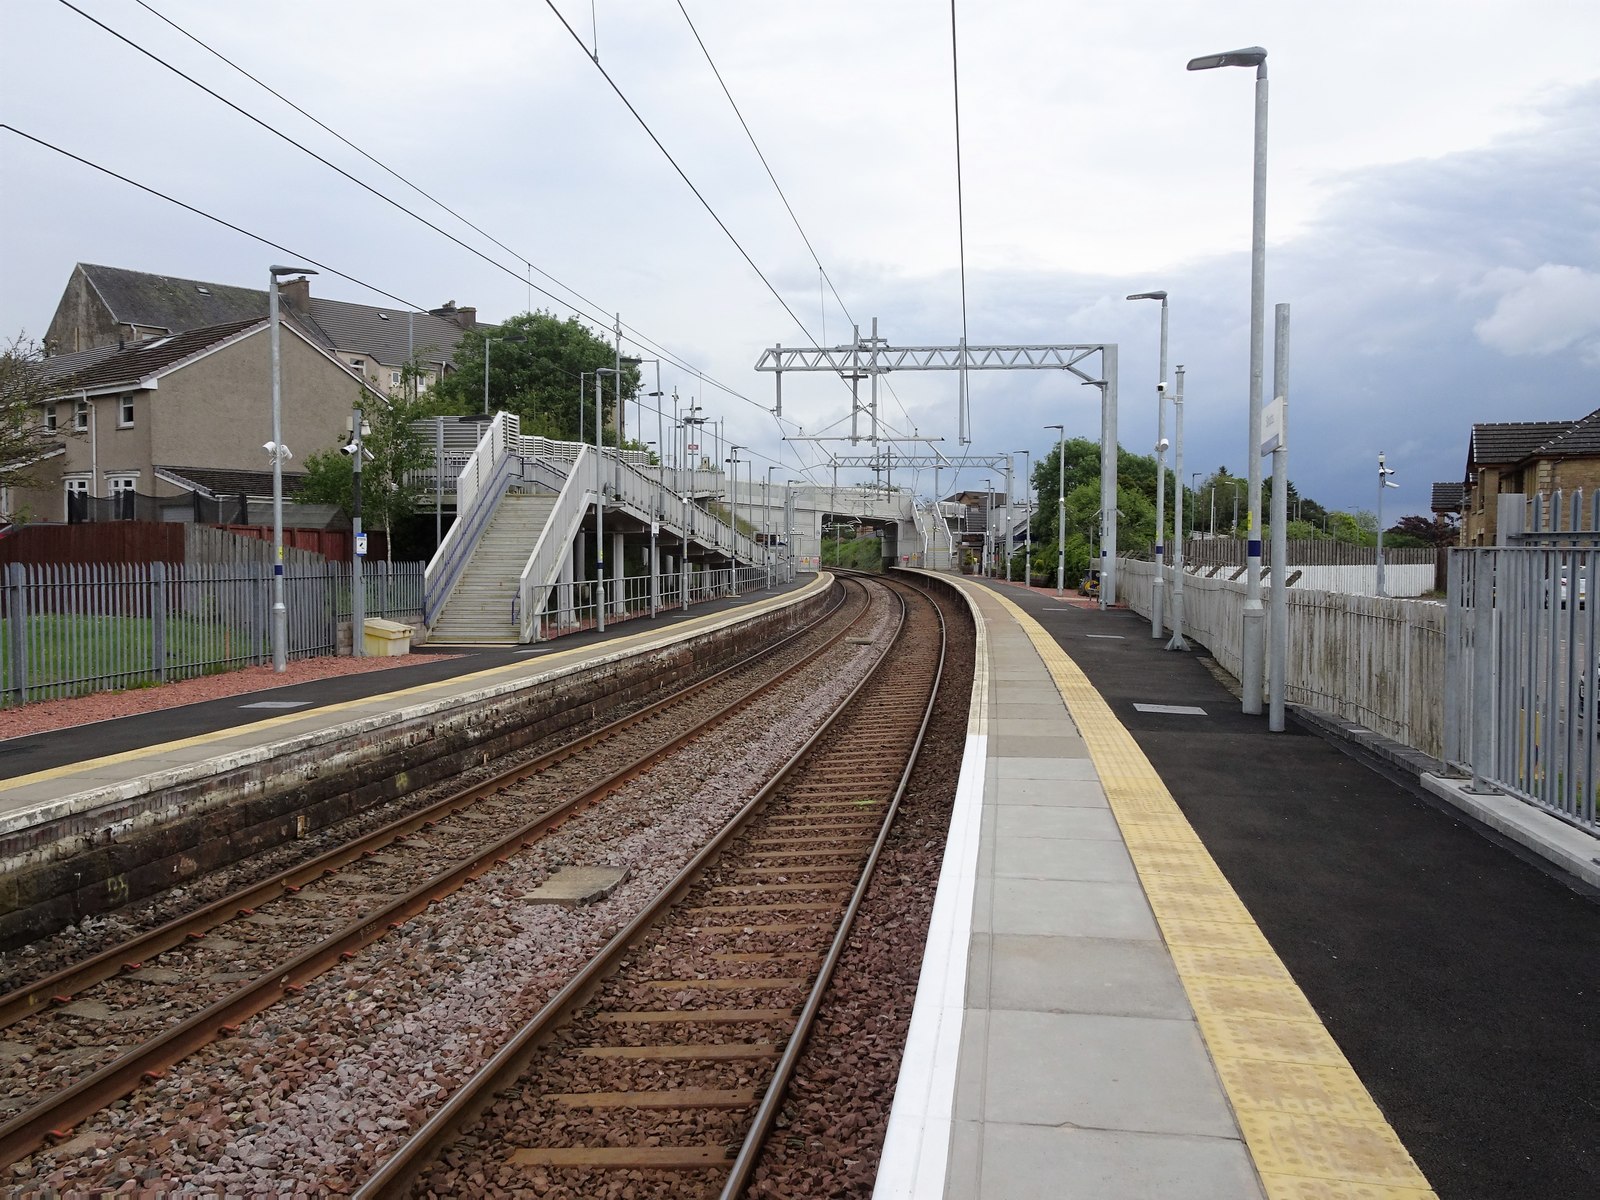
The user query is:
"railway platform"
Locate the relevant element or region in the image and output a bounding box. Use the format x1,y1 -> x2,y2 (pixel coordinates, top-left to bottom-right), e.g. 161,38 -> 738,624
1,569 -> 1594,1197
880,574 -> 1596,1200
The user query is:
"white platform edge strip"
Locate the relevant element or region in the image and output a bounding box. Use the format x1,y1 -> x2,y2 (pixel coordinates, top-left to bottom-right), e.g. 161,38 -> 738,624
873,579 -> 990,1199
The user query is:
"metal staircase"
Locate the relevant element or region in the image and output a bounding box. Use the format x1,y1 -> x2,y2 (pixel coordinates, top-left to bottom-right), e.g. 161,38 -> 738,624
429,493 -> 558,642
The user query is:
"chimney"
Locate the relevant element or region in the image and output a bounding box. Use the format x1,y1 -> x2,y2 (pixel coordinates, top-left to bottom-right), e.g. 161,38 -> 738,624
429,301 -> 477,331
279,276 -> 311,314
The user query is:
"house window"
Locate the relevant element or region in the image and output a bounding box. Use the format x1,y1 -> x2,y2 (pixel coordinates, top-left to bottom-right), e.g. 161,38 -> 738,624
74,398 -> 89,431
64,477 -> 90,497
44,404 -> 57,432
118,394 -> 135,428
390,370 -> 401,387
350,357 -> 366,375
107,475 -> 138,494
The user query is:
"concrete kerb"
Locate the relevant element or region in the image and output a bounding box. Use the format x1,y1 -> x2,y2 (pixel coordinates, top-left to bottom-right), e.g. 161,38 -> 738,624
1418,775 -> 1600,892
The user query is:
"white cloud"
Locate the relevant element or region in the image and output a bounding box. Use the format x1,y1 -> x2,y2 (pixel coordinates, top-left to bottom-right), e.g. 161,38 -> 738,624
1473,264 -> 1600,364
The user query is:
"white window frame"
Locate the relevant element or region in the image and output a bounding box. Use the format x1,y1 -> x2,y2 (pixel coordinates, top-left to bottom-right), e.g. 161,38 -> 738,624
390,370 -> 401,387
118,394 -> 135,428
107,474 -> 139,494
350,357 -> 366,376
74,398 -> 89,432
44,403 -> 57,433
63,475 -> 90,497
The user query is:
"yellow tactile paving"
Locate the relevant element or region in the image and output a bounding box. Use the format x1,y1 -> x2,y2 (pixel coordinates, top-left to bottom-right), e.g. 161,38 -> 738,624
958,581 -> 1437,1200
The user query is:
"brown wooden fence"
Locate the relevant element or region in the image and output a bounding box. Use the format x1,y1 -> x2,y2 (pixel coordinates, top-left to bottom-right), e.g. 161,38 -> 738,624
0,523 -> 385,567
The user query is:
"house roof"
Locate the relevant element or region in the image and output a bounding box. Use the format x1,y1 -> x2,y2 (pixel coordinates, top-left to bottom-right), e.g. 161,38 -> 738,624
70,263 -> 469,368
303,295 -> 465,368
157,465 -> 310,499
38,319 -> 263,394
1528,406 -> 1600,459
1468,421 -> 1578,468
1431,482 -> 1465,512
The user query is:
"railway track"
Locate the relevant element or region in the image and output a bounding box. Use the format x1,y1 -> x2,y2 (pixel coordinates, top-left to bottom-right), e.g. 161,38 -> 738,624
0,578 -> 879,1174
364,571 -> 946,1198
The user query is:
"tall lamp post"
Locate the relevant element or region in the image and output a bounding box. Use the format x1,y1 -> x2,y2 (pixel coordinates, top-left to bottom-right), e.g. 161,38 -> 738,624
1167,365 -> 1190,651
346,403 -> 369,657
1045,424 -> 1065,594
1015,449 -> 1031,586
1189,43 -> 1269,712
981,478 -> 993,576
1128,290 -> 1169,638
482,332 -> 526,415
726,446 -> 744,589
1081,378 -> 1111,610
681,407 -> 705,610
1376,451 -> 1399,596
267,264 -> 317,672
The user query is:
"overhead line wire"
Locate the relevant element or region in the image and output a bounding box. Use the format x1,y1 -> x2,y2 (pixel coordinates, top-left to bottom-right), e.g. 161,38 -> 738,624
55,0 -> 787,429
673,0 -> 922,439
949,0 -> 972,443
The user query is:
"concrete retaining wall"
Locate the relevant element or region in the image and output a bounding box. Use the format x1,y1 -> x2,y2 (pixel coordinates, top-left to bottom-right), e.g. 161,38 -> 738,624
0,581 -> 835,950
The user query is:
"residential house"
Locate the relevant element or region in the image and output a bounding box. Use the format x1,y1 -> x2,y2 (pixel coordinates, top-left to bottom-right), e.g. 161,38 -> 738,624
1459,409 -> 1600,545
16,315 -> 384,524
43,263 -> 476,396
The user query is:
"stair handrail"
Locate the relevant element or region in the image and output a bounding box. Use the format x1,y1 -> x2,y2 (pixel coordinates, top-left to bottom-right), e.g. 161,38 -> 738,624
424,411 -> 520,623
517,444 -> 601,642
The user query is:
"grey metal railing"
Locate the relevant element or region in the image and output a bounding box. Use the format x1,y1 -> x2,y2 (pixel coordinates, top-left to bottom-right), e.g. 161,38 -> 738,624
1445,547 -> 1597,835
1,560 -> 423,706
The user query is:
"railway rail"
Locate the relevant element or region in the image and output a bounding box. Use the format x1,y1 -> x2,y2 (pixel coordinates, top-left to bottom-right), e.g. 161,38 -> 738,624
0,578 -> 879,1175
363,570 -> 947,1197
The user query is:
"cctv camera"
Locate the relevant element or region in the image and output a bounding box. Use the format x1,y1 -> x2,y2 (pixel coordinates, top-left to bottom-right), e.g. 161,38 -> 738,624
340,443 -> 358,456
1156,381 -> 1167,393
1156,438 -> 1170,452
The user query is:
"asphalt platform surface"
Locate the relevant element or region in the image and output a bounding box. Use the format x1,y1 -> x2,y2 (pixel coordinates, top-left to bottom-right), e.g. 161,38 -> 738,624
986,580 -> 1598,1200
0,579 -> 809,782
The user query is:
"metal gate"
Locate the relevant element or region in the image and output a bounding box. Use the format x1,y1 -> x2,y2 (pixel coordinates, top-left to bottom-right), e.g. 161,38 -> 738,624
1445,547 -> 1598,834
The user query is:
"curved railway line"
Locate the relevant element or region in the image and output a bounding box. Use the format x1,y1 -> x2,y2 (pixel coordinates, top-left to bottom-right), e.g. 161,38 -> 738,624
367,570 -> 947,1197
1,571 -> 967,1195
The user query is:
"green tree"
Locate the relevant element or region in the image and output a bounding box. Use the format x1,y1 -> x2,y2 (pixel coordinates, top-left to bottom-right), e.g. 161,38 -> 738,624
299,366 -> 433,559
426,311 -> 640,441
0,336 -> 78,518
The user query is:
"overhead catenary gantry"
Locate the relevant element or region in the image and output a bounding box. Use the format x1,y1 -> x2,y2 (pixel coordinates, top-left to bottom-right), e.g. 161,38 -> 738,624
755,320 -> 1121,606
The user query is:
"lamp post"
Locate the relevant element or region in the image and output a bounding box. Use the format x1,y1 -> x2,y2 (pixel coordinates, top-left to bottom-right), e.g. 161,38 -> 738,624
1191,472 -> 1203,540
972,480 -> 985,579
347,403 -> 369,657
1189,42 -> 1269,711
1015,449 -> 1031,586
1081,378 -> 1111,610
681,406 -> 705,610
726,446 -> 743,590
1167,365 -> 1190,651
268,264 -> 317,672
1045,424 -> 1065,594
1376,451 -> 1399,596
1128,290 -> 1169,638
765,465 -> 776,590
482,332 -> 527,415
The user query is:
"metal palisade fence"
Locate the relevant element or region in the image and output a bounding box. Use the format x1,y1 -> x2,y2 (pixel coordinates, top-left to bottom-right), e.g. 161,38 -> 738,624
1445,547 -> 1598,835
1,560 -> 423,707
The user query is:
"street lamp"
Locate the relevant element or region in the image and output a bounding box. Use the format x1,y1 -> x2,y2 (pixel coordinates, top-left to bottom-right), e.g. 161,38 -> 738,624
1015,450 -> 1031,587
1128,289 -> 1169,638
482,332 -> 526,415
268,264 -> 316,672
1167,366 -> 1190,652
681,406 -> 706,610
1189,42 -> 1268,712
726,447 -> 744,592
1376,451 -> 1399,597
981,478 -> 993,576
1081,378 -> 1111,610
765,465 -> 777,590
593,366 -> 629,632
1045,424 -> 1065,595
1191,472 -> 1204,540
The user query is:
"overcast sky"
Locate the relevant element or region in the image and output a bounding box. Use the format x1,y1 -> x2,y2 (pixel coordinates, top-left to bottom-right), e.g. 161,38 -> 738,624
4,0 -> 1599,519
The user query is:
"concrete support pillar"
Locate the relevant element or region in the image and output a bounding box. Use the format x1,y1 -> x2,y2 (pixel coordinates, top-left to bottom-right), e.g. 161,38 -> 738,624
572,530 -> 588,623
611,531 -> 626,616
556,541 -> 574,631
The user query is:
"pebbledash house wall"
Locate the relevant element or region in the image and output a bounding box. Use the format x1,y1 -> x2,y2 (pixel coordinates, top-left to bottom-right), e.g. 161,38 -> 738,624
19,326 -> 370,522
